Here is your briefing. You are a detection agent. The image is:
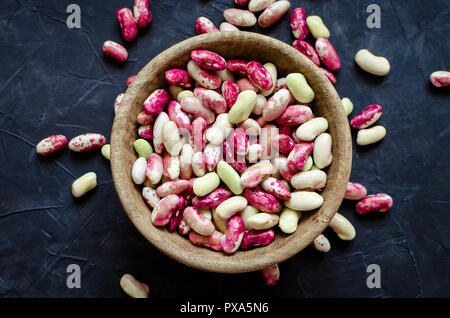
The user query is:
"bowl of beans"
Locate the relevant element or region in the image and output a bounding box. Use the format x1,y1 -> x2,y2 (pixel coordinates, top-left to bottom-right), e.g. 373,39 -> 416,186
110,31 -> 352,273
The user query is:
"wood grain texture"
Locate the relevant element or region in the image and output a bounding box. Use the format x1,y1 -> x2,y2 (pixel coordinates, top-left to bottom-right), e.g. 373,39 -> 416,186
110,32 -> 352,274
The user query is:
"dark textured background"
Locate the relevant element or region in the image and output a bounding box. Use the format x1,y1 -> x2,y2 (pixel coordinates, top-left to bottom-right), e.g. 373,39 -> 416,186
0,0 -> 449,298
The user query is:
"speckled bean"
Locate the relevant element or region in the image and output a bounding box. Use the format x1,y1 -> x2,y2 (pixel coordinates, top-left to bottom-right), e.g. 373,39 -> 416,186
328,212 -> 356,240
195,17 -> 218,34
156,180 -> 189,198
179,144 -> 194,179
103,41 -> 128,63
190,117 -> 207,152
284,191 -> 323,211
133,0 -> 152,28
261,264 -> 279,286
287,141 -> 314,171
243,188 -> 281,213
356,194 -> 393,214
240,229 -> 275,249
223,9 -> 257,27
192,188 -> 232,209
430,71 -> 450,87
350,104 -> 382,129
114,93 -> 124,114
68,133 -> 107,152
117,8 -> 137,41
249,0 -> 275,12
290,7 -> 308,39
355,49 -> 390,76
187,60 -> 221,90
36,135 -> 67,156
286,73 -> 315,103
262,88 -> 291,121
192,152 -> 206,177
292,40 -> 320,66
142,187 -> 159,209
145,153 -> 163,185
252,94 -> 267,115
320,67 -> 337,84
315,38 -> 341,71
165,69 -> 192,88
276,105 -> 313,126
345,182 -> 367,200
183,207 -> 215,236
240,161 -> 273,188
72,172 -> 97,198
246,144 -> 265,162
258,0 -> 291,28
203,143 -> 221,171
138,125 -> 153,140
274,156 -> 296,182
312,234 -> 331,253
261,177 -> 291,200
357,125 -> 386,146
189,231 -> 224,251
191,50 -> 226,71
221,215 -> 245,253
227,60 -> 249,76
180,96 -> 215,125
198,89 -> 227,114
306,15 -> 330,39
151,194 -> 180,226
161,154 -> 180,180
137,111 -> 153,125
247,61 -> 273,91
143,89 -> 170,115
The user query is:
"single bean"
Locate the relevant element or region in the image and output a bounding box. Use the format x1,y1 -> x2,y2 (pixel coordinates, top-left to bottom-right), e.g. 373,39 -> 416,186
138,125 -> 153,139
101,144 -> 110,160
315,38 -> 341,71
68,133 -> 107,152
193,172 -> 220,196
357,125 -> 386,146
312,234 -> 331,253
258,0 -> 291,28
241,161 -> 273,188
313,132 -> 332,169
247,212 -> 279,230
72,172 -> 97,198
228,91 -> 257,124
240,206 -> 259,229
291,170 -> 327,190
133,0 -> 152,28
236,78 -> 259,92
143,89 -> 170,115
36,135 -> 67,156
243,188 -> 281,213
286,73 -> 315,103
179,144 -> 194,180
341,97 -> 353,116
165,69 -> 192,88
216,196 -> 248,219
240,229 -> 275,249
217,161 -> 244,195
292,40 -> 320,66
151,194 -> 180,226
284,191 -> 323,211
132,157 -> 147,185
219,22 -> 240,31
320,67 -> 337,84
261,177 -> 291,200
345,182 -> 367,200
356,194 -> 393,214
203,143 -> 221,171
145,153 -> 163,185
221,215 -> 245,253
180,96 -> 215,125
355,49 -> 390,76
114,93 -> 124,114
103,41 -> 128,63
117,8 -> 137,41
306,15 -> 330,39
223,9 -> 257,27
261,264 -> 280,286
222,81 -> 240,109
350,104 -> 382,129
137,111 -> 154,125
430,71 -> 450,87
190,117 -> 207,152
247,61 -> 273,91
162,121 -> 183,156
328,212 -> 356,240
142,187 -> 160,209
162,154 -> 180,180
192,152 -> 206,177
262,89 -> 292,121
156,180 -> 190,198
191,50 -> 226,71
189,231 -> 224,251
287,141 -> 314,171
168,100 -> 191,134
196,17 -> 218,34
249,0 -> 275,12
183,207 -> 215,236
301,156 -> 313,171
290,7 -> 308,39
133,138 -> 153,159
296,117 -> 328,141
120,274 -> 149,298
252,94 -> 267,115
187,60 -> 222,90
278,208 -> 301,234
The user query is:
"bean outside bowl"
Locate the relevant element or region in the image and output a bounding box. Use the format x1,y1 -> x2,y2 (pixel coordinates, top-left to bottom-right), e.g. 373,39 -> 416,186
111,32 -> 352,274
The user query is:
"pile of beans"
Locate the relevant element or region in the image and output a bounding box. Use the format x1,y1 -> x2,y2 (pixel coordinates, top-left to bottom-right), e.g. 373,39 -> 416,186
130,49 -> 336,257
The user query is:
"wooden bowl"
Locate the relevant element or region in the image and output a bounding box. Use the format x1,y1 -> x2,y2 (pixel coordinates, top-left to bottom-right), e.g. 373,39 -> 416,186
111,32 -> 352,274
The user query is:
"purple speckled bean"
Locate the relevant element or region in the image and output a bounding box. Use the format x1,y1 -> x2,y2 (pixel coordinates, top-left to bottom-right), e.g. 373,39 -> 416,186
345,182 -> 368,200
183,207 -> 215,236
167,100 -> 191,134
262,88 -> 292,121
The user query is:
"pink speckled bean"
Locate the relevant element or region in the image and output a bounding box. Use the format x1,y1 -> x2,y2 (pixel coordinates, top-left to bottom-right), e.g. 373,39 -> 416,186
246,143 -> 265,162
153,112 -> 169,154
345,182 -> 368,200
221,216 -> 245,254
430,71 -> 450,87
162,154 -> 180,180
292,40 -> 320,66
247,61 -> 273,91
197,90 -> 227,114
243,188 -> 281,213
145,153 -> 163,185
117,8 -> 137,41
320,67 -> 336,84
102,41 -> 128,63
315,38 -> 341,71
36,135 -> 68,156
227,60 -> 249,76
136,111 -> 153,125
241,161 -> 273,188
191,50 -> 226,71
240,118 -> 261,136
290,7 -> 308,39
114,93 -> 124,114
262,88 -> 291,121
189,231 -> 224,251
138,125 -> 153,139
312,234 -> 331,253
261,177 -> 291,200
142,187 -> 160,209
230,128 -> 249,155
151,194 -> 180,226
127,74 -> 137,87
274,77 -> 288,93
143,89 -> 170,115
240,229 -> 275,249
258,0 -> 291,28
178,218 -> 191,235
195,17 -> 219,34
68,133 -> 107,152
165,69 -> 193,88
223,141 -> 247,173
222,81 -> 240,109
179,144 -> 194,180
192,188 -> 232,209
350,104 -> 383,129
203,143 -> 221,171
190,117 -> 207,152
287,141 -> 314,171
156,179 -> 189,198
275,156 -> 296,182
236,78 -> 259,93
133,0 -> 152,28
167,196 -> 185,232
167,101 -> 191,134
219,22 -> 239,31
276,105 -> 313,126
223,9 -> 257,27
180,96 -> 215,125
187,60 -> 221,90
183,207 -> 215,236
235,0 -> 250,5
356,194 -> 393,214
272,134 -> 295,155
261,264 -> 280,286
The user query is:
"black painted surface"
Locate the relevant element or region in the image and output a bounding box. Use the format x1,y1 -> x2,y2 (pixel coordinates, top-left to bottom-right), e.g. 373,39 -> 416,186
0,0 -> 449,298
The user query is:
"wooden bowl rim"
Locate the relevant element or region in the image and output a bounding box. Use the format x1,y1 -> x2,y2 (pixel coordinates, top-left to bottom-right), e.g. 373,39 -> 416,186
111,32 -> 352,273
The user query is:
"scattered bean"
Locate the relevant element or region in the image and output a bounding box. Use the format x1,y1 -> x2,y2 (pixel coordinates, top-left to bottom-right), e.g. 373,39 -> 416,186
72,172 -> 97,198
